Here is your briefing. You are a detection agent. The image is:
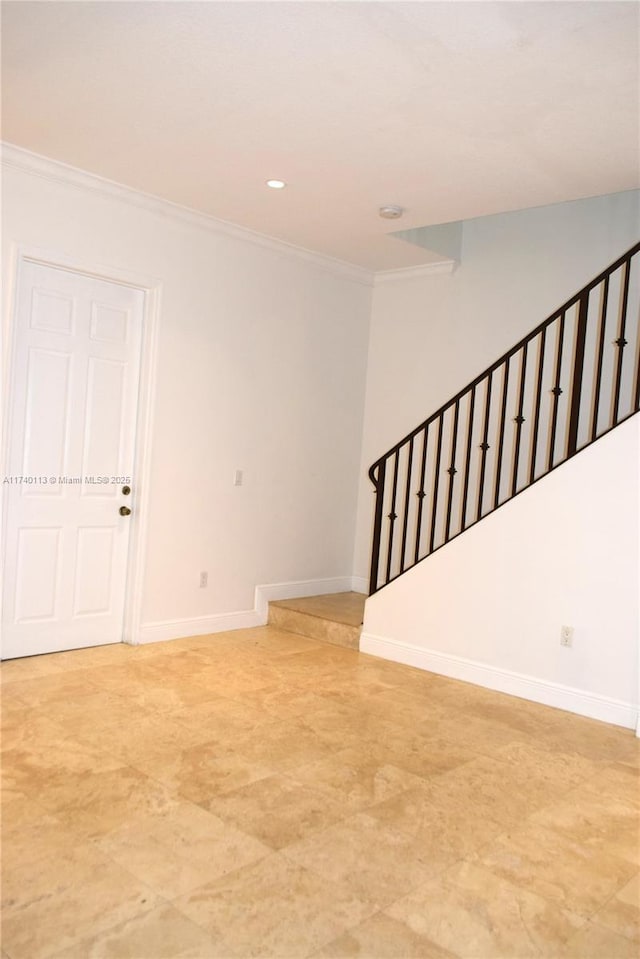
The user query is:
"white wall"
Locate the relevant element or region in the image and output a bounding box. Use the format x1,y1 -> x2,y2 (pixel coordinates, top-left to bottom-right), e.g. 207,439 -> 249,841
2,153 -> 371,637
362,415 -> 639,728
354,190 -> 640,579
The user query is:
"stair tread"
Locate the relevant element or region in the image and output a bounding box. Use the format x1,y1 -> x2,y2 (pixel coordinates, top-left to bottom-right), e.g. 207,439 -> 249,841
269,591 -> 366,627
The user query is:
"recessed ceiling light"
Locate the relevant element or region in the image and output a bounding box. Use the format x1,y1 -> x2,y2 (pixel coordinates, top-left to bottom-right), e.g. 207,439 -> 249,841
379,205 -> 404,219
266,179 -> 286,189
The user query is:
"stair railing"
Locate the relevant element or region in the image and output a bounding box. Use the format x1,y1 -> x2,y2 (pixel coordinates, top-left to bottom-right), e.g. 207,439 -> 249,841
369,242 -> 640,595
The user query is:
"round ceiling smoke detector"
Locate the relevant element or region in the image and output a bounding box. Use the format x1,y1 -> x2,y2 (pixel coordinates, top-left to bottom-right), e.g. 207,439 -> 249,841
379,205 -> 403,219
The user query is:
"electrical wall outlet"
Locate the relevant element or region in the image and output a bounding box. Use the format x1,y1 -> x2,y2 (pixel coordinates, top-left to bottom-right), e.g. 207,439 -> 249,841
234,469 -> 243,487
199,571 -> 208,588
560,625 -> 574,647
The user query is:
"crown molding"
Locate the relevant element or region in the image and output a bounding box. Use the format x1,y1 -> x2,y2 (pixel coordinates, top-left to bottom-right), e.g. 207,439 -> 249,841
2,142 -> 459,287
1,142 -> 375,287
374,259 -> 457,285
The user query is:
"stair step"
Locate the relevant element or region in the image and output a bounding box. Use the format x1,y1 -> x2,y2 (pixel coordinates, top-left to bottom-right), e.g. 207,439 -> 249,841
268,591 -> 366,651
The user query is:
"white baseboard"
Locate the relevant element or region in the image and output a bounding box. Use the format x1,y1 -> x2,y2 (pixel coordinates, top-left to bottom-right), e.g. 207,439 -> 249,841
360,632 -> 638,730
254,576 -> 357,623
138,609 -> 262,644
138,576 -> 366,645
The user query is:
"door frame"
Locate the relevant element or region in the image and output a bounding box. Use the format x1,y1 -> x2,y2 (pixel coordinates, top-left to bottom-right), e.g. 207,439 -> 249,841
1,243 -> 162,654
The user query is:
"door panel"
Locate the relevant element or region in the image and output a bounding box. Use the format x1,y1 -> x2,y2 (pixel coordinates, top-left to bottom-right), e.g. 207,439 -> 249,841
31,288 -> 75,334
90,302 -> 128,343
81,357 -> 126,487
2,260 -> 144,659
73,527 -> 115,616
14,527 -> 62,622
23,348 -> 72,485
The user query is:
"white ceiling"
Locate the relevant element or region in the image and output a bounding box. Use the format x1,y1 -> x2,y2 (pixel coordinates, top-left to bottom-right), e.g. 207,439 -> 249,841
2,1 -> 639,270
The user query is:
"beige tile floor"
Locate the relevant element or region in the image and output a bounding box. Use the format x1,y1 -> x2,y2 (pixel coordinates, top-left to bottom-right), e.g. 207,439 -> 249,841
1,626 -> 638,959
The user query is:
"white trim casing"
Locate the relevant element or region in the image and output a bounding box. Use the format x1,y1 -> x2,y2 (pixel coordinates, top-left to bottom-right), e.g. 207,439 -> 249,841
360,631 -> 638,730
122,282 -> 161,646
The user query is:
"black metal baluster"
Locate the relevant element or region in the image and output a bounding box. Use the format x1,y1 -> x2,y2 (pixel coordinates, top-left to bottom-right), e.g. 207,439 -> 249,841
399,438 -> 414,574
511,343 -> 528,496
385,451 -> 400,585
567,293 -> 590,456
444,399 -> 460,542
529,327 -> 546,484
476,372 -> 492,521
368,459 -> 386,595
590,276 -> 610,441
429,414 -> 444,554
493,359 -> 511,509
548,311 -> 566,470
414,426 -> 429,565
460,385 -> 476,532
612,258 -> 631,426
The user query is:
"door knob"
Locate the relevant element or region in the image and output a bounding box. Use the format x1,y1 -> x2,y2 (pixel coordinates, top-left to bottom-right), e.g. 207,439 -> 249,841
119,506 -> 131,516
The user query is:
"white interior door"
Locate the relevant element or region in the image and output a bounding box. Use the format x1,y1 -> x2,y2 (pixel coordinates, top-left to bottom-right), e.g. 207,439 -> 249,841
2,260 -> 144,659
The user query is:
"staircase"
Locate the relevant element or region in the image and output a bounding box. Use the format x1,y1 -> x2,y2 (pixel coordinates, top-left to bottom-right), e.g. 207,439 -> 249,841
268,245 -> 639,660
369,242 -> 640,594
268,592 -> 366,650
